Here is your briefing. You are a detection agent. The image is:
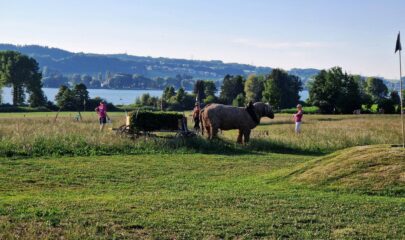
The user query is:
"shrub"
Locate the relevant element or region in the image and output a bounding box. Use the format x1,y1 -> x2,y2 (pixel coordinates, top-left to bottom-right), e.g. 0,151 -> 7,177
279,106 -> 319,114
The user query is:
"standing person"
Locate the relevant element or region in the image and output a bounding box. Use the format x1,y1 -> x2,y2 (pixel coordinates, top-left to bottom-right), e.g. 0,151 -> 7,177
95,100 -> 108,131
192,102 -> 201,132
293,104 -> 303,134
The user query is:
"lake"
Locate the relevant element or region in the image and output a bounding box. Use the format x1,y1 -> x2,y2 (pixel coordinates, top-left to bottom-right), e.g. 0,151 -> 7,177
1,87 -> 309,105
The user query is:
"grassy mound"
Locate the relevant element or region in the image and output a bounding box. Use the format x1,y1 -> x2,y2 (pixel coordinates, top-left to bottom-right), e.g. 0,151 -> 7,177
290,145 -> 405,196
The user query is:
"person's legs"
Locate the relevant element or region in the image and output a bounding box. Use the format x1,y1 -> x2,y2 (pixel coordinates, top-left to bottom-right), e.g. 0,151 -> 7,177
295,122 -> 301,134
99,117 -> 106,131
194,117 -> 200,131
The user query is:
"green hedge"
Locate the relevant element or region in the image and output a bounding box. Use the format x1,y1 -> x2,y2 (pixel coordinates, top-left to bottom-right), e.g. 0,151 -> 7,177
278,106 -> 319,114
129,110 -> 184,132
0,105 -> 51,112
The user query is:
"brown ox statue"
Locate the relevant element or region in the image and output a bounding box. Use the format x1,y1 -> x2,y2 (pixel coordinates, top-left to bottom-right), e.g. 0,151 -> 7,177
200,102 -> 274,143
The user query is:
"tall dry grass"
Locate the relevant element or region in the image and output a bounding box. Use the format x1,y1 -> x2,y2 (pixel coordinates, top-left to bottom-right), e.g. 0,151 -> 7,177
0,113 -> 402,157
222,114 -> 402,153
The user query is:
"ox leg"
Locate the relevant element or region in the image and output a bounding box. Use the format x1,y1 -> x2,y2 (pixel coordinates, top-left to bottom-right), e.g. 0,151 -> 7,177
237,129 -> 243,144
243,129 -> 251,144
210,126 -> 219,140
200,121 -> 204,135
205,125 -> 211,139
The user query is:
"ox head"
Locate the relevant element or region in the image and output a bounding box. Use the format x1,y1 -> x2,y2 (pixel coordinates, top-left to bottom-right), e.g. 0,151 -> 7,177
264,103 -> 274,119
253,102 -> 274,119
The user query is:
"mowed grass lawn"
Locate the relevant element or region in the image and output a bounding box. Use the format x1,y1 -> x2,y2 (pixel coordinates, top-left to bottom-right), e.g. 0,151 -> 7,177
0,112 -> 404,239
1,153 -> 403,239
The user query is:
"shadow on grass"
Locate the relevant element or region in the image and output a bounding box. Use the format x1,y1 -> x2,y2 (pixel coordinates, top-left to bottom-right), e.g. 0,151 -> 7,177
316,118 -> 343,122
0,135 -> 325,158
140,136 -> 325,156
259,120 -> 293,126
246,139 -> 325,156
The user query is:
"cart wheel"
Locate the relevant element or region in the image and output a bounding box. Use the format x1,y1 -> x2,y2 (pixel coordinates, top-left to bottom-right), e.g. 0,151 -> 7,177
116,125 -> 128,135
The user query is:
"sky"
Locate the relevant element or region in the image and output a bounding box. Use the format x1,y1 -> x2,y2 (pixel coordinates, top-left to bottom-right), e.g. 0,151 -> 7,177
1,0 -> 404,79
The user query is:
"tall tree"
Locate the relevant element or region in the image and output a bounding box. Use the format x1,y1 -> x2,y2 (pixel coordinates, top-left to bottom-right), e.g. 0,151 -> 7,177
353,75 -> 373,108
232,93 -> 245,107
73,83 -> 89,111
55,85 -> 75,110
244,74 -> 263,103
0,51 -> 45,106
365,77 -> 388,103
309,67 -> 361,113
336,74 -> 362,113
193,80 -> 206,101
175,87 -> 187,107
203,80 -> 217,98
220,75 -> 244,104
262,69 -> 302,109
162,86 -> 176,102
26,57 -> 46,107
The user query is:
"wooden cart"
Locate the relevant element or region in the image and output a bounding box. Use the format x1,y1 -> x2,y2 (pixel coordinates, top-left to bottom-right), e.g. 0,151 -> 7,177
115,110 -> 196,139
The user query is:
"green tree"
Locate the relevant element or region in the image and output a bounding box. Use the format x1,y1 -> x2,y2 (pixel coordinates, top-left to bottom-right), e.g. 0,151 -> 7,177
193,80 -> 206,101
162,86 -> 176,101
204,80 -> 217,98
193,80 -> 217,103
244,74 -> 263,103
73,83 -> 89,111
220,75 -> 245,104
175,87 -> 187,105
390,91 -> 401,113
262,69 -> 302,109
378,98 -> 396,114
137,93 -> 152,106
390,91 -> 400,105
0,51 -> 45,106
55,85 -> 75,110
336,74 -> 362,113
309,67 -> 362,113
232,93 -> 245,107
204,95 -> 216,104
365,77 -> 388,103
353,75 -> 373,109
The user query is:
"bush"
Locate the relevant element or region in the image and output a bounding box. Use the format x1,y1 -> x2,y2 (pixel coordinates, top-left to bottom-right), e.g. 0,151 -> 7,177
279,106 -> 319,114
86,98 -> 119,112
129,110 -> 184,132
204,95 -> 217,104
0,104 -> 51,112
378,98 -> 396,114
232,93 -> 245,107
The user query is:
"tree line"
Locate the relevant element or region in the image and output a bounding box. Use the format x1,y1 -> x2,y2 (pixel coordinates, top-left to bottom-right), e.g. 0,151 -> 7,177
136,69 -> 304,111
137,67 -> 403,114
42,69 -> 219,91
308,67 -> 402,114
1,51 -> 403,114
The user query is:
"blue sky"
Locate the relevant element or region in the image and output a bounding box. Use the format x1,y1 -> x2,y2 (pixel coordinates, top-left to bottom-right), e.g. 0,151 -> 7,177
1,0 -> 404,79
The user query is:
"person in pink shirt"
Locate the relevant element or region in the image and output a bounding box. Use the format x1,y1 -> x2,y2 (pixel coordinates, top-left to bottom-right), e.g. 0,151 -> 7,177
95,100 -> 108,131
293,104 -> 303,134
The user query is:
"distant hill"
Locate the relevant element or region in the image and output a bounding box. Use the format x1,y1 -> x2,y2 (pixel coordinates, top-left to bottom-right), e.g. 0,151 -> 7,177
0,44 -> 273,79
0,43 -> 399,90
0,44 -> 321,82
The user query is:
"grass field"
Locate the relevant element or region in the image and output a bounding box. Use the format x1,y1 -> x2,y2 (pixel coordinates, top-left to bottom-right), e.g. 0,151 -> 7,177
0,112 -> 404,239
